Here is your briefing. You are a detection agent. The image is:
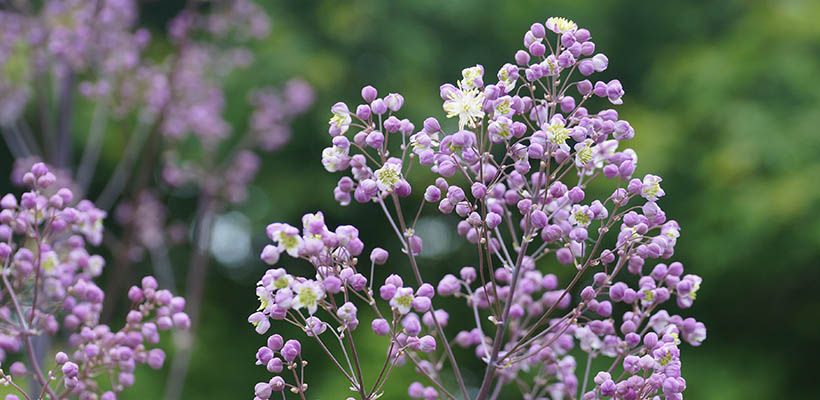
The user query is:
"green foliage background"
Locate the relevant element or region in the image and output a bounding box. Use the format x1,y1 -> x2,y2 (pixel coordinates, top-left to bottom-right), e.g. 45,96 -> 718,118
4,0 -> 820,398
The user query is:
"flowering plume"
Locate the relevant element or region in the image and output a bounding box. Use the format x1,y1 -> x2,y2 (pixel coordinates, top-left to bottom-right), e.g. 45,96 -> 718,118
256,16 -> 705,400
0,163 -> 189,399
1,1 -> 315,399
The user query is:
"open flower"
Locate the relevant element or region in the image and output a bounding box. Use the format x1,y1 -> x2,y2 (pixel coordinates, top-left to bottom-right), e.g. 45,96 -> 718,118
389,287 -> 415,315
640,174 -> 665,201
546,17 -> 577,33
544,118 -> 571,146
459,65 -> 485,90
497,64 -> 519,91
291,280 -> 324,315
488,117 -> 513,143
374,162 -> 403,193
443,87 -> 485,130
266,223 -> 303,257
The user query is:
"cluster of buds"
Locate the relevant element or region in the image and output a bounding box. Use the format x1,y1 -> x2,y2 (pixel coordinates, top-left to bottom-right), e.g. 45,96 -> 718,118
2,2 -> 314,399
256,15 -> 705,400
0,163 -> 189,399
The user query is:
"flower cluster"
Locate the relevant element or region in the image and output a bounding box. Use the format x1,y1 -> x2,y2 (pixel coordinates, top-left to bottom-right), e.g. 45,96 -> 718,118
0,163 -> 189,399
0,0 -> 154,120
2,2 -> 313,398
250,212 -> 365,397
250,212 -> 455,399
0,11 -> 33,124
1,0 -> 313,206
260,15 -> 705,400
156,2 -> 315,204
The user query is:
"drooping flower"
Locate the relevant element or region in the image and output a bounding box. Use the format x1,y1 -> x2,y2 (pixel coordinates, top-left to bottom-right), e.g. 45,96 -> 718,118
328,102 -> 352,136
321,144 -> 350,172
248,312 -> 271,335
304,316 -> 327,336
640,174 -> 665,201
497,64 -> 519,91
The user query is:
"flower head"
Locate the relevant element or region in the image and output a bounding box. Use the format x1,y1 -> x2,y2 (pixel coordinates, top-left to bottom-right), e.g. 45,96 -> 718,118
443,87 -> 485,130
546,17 -> 577,33
545,118 -> 571,146
641,174 -> 665,201
374,162 -> 403,193
291,280 -> 324,315
290,16 -> 704,400
266,223 -> 303,257
389,287 -> 415,315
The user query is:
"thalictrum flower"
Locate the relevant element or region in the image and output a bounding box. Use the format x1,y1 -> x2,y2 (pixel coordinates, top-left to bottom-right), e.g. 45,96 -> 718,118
291,280 -> 324,315
328,102 -> 352,136
443,87 -> 486,129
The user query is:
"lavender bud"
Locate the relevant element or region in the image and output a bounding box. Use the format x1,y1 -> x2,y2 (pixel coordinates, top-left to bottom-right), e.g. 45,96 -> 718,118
370,98 -> 387,115
372,318 -> 390,336
361,85 -> 378,102
354,104 -> 371,120
515,50 -> 531,66
370,247 -> 389,265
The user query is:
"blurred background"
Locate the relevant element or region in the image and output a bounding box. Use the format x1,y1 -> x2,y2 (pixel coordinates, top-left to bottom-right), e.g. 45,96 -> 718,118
2,0 -> 820,398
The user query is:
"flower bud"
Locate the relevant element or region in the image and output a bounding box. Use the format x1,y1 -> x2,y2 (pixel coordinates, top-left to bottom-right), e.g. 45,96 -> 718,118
361,85 -> 378,102
515,50 -> 531,66
529,42 -> 546,57
369,247 -> 389,265
372,318 -> 390,336
370,98 -> 387,115
556,247 -> 574,265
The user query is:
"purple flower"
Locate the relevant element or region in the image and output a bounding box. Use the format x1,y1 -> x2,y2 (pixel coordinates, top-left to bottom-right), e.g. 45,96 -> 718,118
370,247 -> 389,265
305,316 -> 327,336
62,362 -> 79,379
390,287 -> 415,315
361,85 -> 378,102
418,335 -> 437,353
372,318 -> 390,336
281,340 -> 301,363
328,102 -> 351,136
147,349 -> 165,369
437,275 -> 460,296
249,16 -> 705,400
254,381 -> 272,399
248,312 -> 270,335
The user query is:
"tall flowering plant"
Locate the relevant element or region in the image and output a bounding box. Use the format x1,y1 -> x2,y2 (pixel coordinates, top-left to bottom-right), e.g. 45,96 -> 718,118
250,17 -> 705,400
1,1 -> 312,398
0,163 -> 189,400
